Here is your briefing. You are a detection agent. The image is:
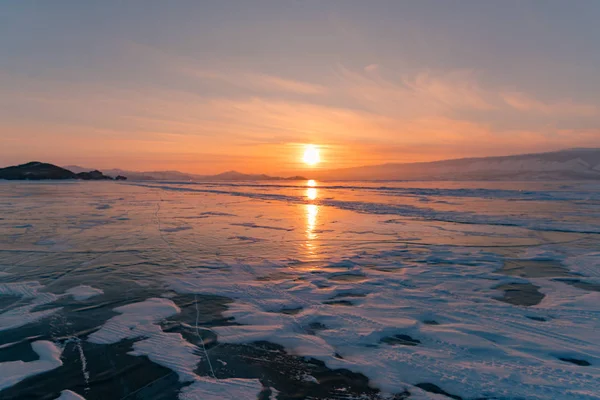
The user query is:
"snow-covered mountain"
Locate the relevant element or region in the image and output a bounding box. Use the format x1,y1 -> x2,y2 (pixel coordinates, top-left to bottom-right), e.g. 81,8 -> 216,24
63,166 -> 305,181
314,148 -> 600,181
64,148 -> 600,182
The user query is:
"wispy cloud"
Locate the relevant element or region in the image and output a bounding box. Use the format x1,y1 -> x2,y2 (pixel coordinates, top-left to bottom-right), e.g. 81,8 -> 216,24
179,67 -> 327,95
334,66 -> 497,119
501,91 -> 597,116
403,70 -> 497,111
364,64 -> 379,72
2,58 -> 599,173
122,41 -> 328,96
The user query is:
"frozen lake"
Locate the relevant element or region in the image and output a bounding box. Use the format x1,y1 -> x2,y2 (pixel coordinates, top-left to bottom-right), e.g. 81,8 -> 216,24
0,180 -> 599,399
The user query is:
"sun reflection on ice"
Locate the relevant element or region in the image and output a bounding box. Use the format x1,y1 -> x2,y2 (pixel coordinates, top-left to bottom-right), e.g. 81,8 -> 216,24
306,204 -> 318,239
304,181 -> 320,258
305,203 -> 319,257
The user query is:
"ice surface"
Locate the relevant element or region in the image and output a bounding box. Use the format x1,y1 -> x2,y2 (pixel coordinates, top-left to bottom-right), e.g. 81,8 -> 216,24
0,340 -> 62,390
566,252 -> 600,281
1,180 -> 599,399
132,182 -> 600,234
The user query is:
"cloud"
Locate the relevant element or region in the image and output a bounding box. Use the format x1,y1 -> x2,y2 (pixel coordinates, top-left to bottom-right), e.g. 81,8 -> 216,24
254,74 -> 327,95
403,70 -> 497,111
179,67 -> 327,95
501,91 -> 597,116
121,41 -> 327,96
2,58 -> 599,173
335,66 -> 497,119
364,64 -> 379,72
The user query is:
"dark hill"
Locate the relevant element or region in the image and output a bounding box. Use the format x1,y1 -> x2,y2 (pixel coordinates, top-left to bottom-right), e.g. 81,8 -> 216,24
0,162 -> 123,180
76,170 -> 113,180
0,162 -> 77,180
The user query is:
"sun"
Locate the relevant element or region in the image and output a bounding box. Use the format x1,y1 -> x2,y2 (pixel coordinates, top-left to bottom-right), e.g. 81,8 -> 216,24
302,145 -> 320,166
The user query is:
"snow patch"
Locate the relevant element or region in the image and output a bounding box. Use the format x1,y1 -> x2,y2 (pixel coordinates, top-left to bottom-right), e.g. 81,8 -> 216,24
55,390 -> 86,400
179,377 -> 263,400
88,297 -> 180,344
0,341 -> 63,390
88,297 -> 200,382
0,281 -> 61,331
168,247 -> 600,400
565,252 -> 600,281
65,285 -> 104,301
87,297 -> 265,398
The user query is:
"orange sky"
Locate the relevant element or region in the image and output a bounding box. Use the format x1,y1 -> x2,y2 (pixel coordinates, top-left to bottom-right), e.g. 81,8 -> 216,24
2,2 -> 599,174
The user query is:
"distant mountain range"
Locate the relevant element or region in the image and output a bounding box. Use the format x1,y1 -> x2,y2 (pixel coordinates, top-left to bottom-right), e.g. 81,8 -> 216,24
67,148 -> 598,182
313,148 -> 600,181
2,148 -> 599,182
64,166 -> 306,182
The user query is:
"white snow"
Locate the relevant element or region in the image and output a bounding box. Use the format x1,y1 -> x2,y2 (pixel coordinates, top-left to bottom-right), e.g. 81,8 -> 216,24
54,390 -> 86,400
88,297 -> 200,382
0,281 -> 61,332
88,297 -> 264,397
168,245 -> 600,399
179,377 -> 263,400
0,282 -> 107,331
0,341 -> 63,390
88,297 -> 180,344
268,387 -> 279,400
65,285 -> 103,301
0,280 -> 48,298
565,252 -> 600,281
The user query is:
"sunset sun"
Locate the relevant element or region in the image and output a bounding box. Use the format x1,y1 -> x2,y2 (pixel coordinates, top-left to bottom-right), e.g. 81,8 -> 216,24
302,145 -> 320,166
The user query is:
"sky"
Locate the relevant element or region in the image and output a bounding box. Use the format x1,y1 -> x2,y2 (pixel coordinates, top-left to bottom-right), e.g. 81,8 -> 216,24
1,1 -> 600,174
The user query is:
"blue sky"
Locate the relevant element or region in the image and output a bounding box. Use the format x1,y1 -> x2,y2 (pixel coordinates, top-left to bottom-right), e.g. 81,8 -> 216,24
1,1 -> 599,173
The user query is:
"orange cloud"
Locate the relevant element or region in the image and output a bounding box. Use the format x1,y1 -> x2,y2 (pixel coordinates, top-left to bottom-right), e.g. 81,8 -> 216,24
501,91 -> 597,116
2,61 -> 599,174
403,70 -> 497,111
178,67 -> 327,95
336,66 -> 497,118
